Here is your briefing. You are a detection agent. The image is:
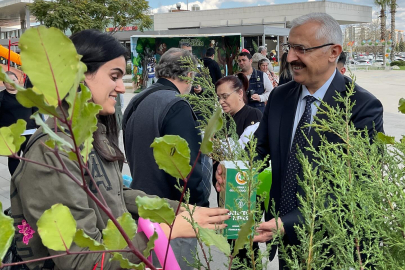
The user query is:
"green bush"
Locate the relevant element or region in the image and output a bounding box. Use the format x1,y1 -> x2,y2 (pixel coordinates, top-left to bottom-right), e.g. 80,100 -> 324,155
390,61 -> 405,66
126,63 -> 132,75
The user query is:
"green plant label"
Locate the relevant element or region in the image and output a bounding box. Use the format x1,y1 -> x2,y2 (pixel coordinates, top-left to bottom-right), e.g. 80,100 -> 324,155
218,161 -> 257,239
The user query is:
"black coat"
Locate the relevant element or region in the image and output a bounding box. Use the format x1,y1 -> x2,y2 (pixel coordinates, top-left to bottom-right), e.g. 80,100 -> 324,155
203,57 -> 222,85
254,70 -> 384,258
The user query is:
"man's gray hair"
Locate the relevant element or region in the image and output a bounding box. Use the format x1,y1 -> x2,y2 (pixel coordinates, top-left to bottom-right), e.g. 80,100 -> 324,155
291,13 -> 342,46
155,48 -> 197,81
258,46 -> 267,53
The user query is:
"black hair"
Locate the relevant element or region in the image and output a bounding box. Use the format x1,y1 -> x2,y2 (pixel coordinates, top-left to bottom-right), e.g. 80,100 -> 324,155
238,52 -> 252,60
338,52 -> 346,65
180,42 -> 191,48
70,29 -> 127,162
279,52 -> 292,80
5,71 -> 17,79
215,73 -> 249,104
205,48 -> 215,57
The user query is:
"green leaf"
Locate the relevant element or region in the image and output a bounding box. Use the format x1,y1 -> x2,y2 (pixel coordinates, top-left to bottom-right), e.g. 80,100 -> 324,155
399,98 -> 405,114
81,136 -> 94,164
0,202 -> 14,262
19,26 -> 83,107
67,151 -> 78,162
232,213 -> 254,257
150,135 -> 191,179
74,229 -> 106,251
32,113 -> 73,149
135,196 -> 175,225
67,84 -> 101,147
110,252 -> 145,269
37,204 -> 77,251
66,64 -> 88,118
142,230 -> 158,258
16,87 -> 59,117
199,227 -> 231,256
0,119 -> 27,156
257,168 -> 272,212
377,132 -> 396,144
45,140 -> 56,149
102,213 -> 137,250
201,107 -> 223,154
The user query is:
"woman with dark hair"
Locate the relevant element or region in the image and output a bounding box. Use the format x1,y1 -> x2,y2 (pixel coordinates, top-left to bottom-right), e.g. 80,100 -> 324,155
0,71 -> 38,176
278,52 -> 293,86
214,73 -> 262,266
215,73 -> 262,139
10,29 -> 228,270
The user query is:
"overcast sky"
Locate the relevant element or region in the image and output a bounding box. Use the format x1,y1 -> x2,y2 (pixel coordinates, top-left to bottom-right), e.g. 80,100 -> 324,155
149,0 -> 405,33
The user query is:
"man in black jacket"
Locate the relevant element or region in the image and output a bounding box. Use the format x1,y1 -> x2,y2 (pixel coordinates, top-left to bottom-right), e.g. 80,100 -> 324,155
215,13 -> 383,269
203,47 -> 222,85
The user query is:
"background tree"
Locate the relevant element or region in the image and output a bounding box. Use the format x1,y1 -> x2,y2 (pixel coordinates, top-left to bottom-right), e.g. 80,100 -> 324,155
374,0 -> 389,65
29,0 -> 153,34
390,0 -> 397,61
399,40 -> 405,52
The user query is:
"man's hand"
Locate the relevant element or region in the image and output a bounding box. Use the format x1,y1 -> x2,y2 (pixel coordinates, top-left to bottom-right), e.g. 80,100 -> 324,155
194,85 -> 202,94
251,94 -> 261,102
215,164 -> 225,192
253,217 -> 285,242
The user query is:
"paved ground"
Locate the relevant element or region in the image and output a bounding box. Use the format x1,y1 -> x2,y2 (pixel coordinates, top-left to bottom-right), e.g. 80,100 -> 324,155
1,70 -> 404,269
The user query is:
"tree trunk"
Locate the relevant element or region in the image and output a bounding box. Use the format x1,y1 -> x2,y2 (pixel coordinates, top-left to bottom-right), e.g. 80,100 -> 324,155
381,7 -> 387,67
390,0 -> 396,62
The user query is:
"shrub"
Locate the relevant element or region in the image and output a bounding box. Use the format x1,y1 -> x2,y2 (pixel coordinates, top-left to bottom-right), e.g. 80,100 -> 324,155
390,61 -> 405,66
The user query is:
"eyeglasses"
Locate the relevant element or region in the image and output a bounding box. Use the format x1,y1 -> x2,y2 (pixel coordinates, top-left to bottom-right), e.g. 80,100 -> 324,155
217,89 -> 238,101
282,43 -> 334,55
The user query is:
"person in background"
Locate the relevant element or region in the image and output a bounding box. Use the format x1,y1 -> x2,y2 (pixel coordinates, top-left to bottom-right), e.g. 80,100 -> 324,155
180,42 -> 192,53
115,93 -> 124,130
0,71 -> 39,176
252,46 -> 274,72
216,73 -> 262,140
203,47 -> 222,85
258,58 -> 279,88
237,51 -> 273,113
337,51 -> 347,75
214,73 -> 262,266
278,52 -> 293,86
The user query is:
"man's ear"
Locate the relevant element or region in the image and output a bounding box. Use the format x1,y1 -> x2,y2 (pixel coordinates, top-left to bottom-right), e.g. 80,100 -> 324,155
330,45 -> 343,63
340,67 -> 346,75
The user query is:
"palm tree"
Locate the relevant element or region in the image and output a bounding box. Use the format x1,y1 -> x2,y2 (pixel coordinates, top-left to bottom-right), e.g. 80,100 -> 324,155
390,0 -> 397,61
374,0 -> 389,66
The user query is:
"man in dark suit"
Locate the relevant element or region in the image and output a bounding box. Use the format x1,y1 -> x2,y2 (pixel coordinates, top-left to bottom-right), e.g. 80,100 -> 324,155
215,12 -> 383,269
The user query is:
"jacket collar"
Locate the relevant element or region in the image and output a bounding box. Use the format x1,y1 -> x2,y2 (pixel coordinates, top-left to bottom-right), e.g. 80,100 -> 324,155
156,78 -> 180,94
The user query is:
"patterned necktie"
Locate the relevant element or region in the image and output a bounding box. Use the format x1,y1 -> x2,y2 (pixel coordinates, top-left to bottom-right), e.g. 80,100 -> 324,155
280,95 -> 318,216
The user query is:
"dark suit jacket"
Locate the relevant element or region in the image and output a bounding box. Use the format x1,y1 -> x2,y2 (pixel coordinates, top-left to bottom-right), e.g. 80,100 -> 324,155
254,70 -> 384,257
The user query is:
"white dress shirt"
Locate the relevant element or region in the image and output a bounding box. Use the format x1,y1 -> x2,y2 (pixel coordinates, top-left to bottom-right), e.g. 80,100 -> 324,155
290,69 -> 336,148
